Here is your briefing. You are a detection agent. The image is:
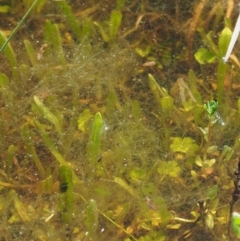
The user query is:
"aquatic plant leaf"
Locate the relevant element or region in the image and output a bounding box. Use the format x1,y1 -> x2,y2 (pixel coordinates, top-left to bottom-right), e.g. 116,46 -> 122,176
217,27 -> 231,104
81,18 -> 94,38
131,100 -> 142,120
129,168 -> 146,183
109,10 -> 122,40
204,100 -> 218,116
44,20 -> 53,50
148,74 -> 168,108
206,145 -> 218,154
170,137 -> 199,156
59,165 -> 73,187
87,112 -> 103,167
0,73 -> 9,87
135,46 -> 151,57
59,165 -> 73,223
77,109 -> 92,132
195,155 -> 203,167
182,100 -> 194,111
24,39 -> 37,66
33,95 -> 62,134
205,213 -> 214,229
204,159 -> 216,168
194,47 -> 216,64
160,96 -> 174,111
0,31 -> 17,68
85,199 -> 98,236
195,155 -> 215,168
94,21 -> 110,42
232,212 -> 240,238
56,1 -> 81,40
114,177 -> 138,198
157,161 -> 180,178
2,190 -> 15,212
52,23 -> 66,66
14,195 -> 31,222
43,20 -> 66,65
205,185 -> 218,200
35,0 -> 46,13
219,27 -> 232,58
167,223 -> 181,229
206,31 -> 219,54
223,13 -> 240,62
221,145 -> 234,161
188,70 -> 202,104
0,5 -> 10,13
116,0 -> 126,10
155,196 -> 171,225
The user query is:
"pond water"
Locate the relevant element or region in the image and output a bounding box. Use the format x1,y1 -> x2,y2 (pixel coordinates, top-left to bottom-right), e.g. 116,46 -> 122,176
0,0 -> 239,240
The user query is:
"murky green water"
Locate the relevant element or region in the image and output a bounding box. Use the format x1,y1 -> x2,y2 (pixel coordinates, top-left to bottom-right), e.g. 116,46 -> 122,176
0,0 -> 239,240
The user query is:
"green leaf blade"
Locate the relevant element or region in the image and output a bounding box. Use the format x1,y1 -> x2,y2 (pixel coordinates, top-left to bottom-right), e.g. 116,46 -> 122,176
33,95 -> 62,134
87,112 -> 103,167
109,10 -> 122,40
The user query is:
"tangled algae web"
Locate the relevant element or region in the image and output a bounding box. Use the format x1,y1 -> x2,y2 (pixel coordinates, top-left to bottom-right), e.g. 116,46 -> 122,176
1,0 -> 240,240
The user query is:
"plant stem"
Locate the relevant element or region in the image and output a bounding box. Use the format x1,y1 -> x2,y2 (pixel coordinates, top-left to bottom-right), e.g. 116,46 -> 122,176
0,0 -> 40,53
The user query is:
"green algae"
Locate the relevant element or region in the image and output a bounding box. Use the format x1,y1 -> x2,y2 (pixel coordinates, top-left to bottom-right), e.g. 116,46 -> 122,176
0,1 -> 240,240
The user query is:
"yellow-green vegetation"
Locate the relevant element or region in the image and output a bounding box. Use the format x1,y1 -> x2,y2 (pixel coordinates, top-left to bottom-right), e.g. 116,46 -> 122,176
1,0 -> 240,240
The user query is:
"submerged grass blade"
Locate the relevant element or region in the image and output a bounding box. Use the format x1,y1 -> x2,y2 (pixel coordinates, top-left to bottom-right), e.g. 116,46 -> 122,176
14,192 -> 31,222
87,112 -> 103,167
43,20 -> 66,66
148,74 -> 168,103
85,199 -> 98,237
24,39 -> 37,66
75,192 -> 138,241
56,1 -> 82,40
0,31 -> 17,68
0,72 -> 9,87
94,22 -> 110,42
217,27 -> 231,104
109,10 -> 122,40
59,165 -> 73,223
33,95 -> 62,134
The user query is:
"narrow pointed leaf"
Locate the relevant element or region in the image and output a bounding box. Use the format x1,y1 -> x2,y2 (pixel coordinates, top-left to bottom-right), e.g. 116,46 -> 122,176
87,112 -> 103,167
85,199 -> 98,236
33,95 -> 62,134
